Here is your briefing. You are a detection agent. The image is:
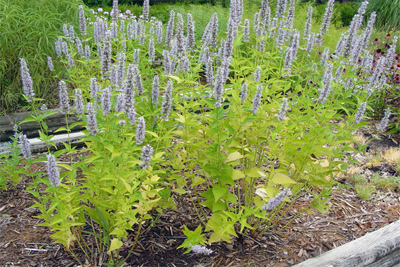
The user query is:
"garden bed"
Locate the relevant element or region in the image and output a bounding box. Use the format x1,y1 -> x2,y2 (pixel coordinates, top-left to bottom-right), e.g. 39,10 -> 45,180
1,123 -> 400,266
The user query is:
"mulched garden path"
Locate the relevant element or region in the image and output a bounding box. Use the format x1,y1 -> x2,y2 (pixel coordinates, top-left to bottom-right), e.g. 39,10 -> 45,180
1,123 -> 400,267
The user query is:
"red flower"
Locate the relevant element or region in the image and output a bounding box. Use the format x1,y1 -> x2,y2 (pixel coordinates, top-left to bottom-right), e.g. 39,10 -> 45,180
373,38 -> 381,44
385,33 -> 392,39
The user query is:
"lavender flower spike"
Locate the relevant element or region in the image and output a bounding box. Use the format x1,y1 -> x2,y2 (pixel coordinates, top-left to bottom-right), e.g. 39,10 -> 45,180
127,106 -> 137,125
79,5 -> 87,36
239,81 -> 248,104
90,77 -> 98,99
251,84 -> 263,113
151,75 -> 159,105
102,86 -> 111,117
85,45 -> 91,61
262,188 -> 291,211
278,98 -> 289,121
304,6 -> 313,39
355,102 -> 367,124
141,144 -> 153,169
161,80 -> 173,120
58,80 -> 70,114
47,154 -> 60,187
19,134 -> 31,160
133,49 -> 140,64
86,102 -> 98,136
318,63 -> 333,104
136,117 -> 146,145
243,19 -> 250,42
74,88 -> 84,115
187,13 -> 195,48
19,58 -> 35,102
377,108 -> 391,132
316,0 -> 335,44
142,0 -> 149,20
254,66 -> 261,82
47,56 -> 54,72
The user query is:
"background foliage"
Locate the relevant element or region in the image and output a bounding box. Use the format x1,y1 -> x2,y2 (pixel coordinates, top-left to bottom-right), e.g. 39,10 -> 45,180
0,0 -> 90,113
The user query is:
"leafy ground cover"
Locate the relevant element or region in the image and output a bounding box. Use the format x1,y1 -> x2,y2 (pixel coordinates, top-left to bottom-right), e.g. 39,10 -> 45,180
1,0 -> 400,265
1,128 -> 400,266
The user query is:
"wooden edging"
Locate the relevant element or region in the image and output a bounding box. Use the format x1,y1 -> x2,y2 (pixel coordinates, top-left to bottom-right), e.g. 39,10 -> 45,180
0,109 -> 84,142
293,219 -> 400,267
0,132 -> 86,155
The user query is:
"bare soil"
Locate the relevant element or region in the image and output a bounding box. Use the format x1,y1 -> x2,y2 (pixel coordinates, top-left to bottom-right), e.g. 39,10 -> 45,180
1,122 -> 400,267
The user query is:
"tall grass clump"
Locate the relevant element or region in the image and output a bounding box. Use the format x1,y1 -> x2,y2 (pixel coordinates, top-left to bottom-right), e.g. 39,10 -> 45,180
7,0 -> 400,265
0,0 -> 92,112
366,0 -> 400,31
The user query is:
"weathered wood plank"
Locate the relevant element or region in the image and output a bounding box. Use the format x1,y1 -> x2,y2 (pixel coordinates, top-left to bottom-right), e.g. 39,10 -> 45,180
0,109 -> 84,142
0,132 -> 86,155
293,220 -> 400,267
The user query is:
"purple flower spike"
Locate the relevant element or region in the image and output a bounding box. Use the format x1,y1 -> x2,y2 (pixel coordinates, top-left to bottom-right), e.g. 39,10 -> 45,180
47,154 -> 60,187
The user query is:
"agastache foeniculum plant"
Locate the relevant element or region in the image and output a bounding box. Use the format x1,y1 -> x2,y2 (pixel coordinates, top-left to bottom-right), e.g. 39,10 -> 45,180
14,0 -> 400,264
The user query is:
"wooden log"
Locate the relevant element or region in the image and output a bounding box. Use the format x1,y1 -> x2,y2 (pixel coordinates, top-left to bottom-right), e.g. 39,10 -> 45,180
0,109 -> 84,142
293,219 -> 400,267
0,132 -> 86,155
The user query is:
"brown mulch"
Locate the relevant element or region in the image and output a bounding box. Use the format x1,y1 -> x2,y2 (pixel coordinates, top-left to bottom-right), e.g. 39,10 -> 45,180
1,128 -> 400,267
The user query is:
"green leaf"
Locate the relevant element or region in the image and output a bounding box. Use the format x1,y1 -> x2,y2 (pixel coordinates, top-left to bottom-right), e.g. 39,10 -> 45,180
176,113 -> 186,123
173,188 -> 186,195
270,173 -> 296,185
108,238 -> 123,253
206,212 -> 237,243
58,163 -> 72,171
232,170 -> 245,180
224,152 -> 243,163
177,225 -> 205,254
212,185 -> 228,202
247,168 -> 266,178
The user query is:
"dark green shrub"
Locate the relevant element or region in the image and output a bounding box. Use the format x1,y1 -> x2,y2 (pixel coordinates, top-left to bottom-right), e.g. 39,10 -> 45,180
83,0 -> 217,7
335,2 -> 359,27
83,0 -> 111,7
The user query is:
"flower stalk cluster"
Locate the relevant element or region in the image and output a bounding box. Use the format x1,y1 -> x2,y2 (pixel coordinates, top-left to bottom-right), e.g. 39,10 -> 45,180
19,58 -> 35,101
141,144 -> 153,169
19,134 -> 31,160
58,80 -> 70,114
47,154 -> 60,187
262,188 -> 291,211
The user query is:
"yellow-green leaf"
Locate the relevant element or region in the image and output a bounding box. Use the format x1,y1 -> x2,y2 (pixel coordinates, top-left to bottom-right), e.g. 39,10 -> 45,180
224,152 -> 244,163
176,113 -> 186,123
247,168 -> 266,178
270,173 -> 296,185
58,163 -> 72,171
108,238 -> 123,253
165,75 -> 182,83
173,188 -> 186,194
232,170 -> 245,180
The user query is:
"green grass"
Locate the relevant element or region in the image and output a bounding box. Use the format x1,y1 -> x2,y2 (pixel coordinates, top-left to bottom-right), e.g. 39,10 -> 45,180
366,0 -> 400,31
0,0 -> 93,113
354,184 -> 376,200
